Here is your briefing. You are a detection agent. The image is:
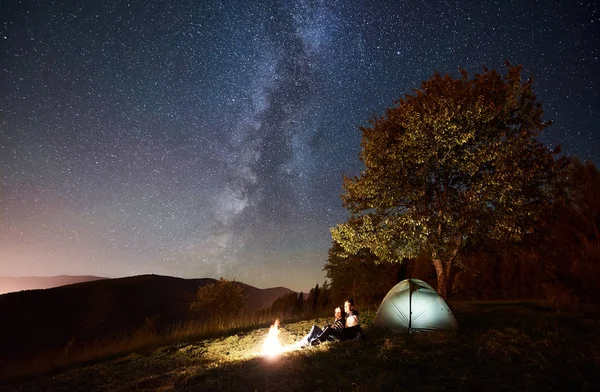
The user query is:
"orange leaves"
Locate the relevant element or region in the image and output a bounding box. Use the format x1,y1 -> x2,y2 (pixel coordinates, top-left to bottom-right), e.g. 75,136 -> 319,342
332,64 -> 561,296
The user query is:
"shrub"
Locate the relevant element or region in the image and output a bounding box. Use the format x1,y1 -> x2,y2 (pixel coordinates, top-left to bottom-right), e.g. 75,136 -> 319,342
189,278 -> 246,326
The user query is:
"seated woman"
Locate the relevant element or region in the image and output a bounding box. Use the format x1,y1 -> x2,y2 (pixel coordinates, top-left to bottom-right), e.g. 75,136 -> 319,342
299,306 -> 345,347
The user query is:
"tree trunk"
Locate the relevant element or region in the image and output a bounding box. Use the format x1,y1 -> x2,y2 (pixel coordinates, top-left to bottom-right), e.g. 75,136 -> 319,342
431,236 -> 460,301
353,278 -> 356,308
432,258 -> 448,300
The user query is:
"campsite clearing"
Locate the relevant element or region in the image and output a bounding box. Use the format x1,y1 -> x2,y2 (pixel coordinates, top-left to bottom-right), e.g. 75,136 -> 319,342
2,302 -> 599,391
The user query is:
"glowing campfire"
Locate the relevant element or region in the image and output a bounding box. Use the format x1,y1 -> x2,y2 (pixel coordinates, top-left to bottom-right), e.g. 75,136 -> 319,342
262,319 -> 283,358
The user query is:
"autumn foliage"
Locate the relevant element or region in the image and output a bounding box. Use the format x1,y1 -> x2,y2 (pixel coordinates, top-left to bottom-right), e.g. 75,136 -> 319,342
332,64 -> 565,300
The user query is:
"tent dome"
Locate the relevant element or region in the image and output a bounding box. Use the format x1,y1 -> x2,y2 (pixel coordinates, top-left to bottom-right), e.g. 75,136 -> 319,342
374,279 -> 459,333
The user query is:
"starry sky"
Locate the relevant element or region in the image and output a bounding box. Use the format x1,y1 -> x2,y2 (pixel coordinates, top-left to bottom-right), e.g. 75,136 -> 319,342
1,0 -> 598,291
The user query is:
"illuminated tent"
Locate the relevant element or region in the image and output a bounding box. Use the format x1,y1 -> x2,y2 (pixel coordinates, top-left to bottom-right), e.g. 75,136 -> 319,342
374,279 -> 459,333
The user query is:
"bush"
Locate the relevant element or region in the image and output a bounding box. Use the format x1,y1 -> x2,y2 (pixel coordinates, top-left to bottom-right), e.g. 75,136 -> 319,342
189,278 -> 246,325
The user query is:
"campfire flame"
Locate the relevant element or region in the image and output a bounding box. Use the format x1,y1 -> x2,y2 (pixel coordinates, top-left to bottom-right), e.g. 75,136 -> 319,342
262,319 -> 283,358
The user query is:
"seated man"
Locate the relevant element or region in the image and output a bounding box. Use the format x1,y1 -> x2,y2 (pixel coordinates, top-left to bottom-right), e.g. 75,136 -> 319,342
342,298 -> 365,341
299,306 -> 345,347
344,298 -> 359,327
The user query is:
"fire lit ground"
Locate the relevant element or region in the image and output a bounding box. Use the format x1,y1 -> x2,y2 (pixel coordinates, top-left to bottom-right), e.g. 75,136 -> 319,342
4,304 -> 599,391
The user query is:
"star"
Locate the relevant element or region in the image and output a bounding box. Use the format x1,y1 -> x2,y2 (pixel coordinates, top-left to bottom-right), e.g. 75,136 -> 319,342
0,0 -> 598,291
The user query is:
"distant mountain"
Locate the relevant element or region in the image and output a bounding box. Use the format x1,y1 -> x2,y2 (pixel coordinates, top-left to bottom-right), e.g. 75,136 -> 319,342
240,284 -> 300,311
0,274 -> 296,364
0,275 -> 108,295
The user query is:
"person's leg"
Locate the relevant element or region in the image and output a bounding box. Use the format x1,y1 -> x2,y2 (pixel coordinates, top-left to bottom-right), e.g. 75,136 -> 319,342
341,325 -> 365,341
355,325 -> 365,340
300,325 -> 323,347
341,325 -> 359,340
316,326 -> 332,341
310,325 -> 323,339
311,326 -> 334,345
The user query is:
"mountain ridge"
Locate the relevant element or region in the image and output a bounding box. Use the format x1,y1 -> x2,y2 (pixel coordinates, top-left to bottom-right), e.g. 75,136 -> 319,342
0,275 -> 108,295
0,274 -> 296,363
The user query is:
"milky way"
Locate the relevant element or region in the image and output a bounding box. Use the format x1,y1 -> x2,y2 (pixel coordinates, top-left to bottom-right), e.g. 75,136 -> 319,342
1,0 -> 599,291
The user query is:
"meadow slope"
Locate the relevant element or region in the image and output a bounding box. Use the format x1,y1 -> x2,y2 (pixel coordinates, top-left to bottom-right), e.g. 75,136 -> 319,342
2,302 -> 599,391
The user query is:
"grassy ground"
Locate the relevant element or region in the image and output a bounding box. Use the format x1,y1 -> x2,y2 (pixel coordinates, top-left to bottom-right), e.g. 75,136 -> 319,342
2,302 -> 599,391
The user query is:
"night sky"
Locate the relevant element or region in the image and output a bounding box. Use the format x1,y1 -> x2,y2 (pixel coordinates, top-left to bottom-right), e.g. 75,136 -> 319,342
1,0 -> 598,291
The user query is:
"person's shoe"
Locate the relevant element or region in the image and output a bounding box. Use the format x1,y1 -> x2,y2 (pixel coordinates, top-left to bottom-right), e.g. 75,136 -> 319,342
310,338 -> 321,346
299,337 -> 309,348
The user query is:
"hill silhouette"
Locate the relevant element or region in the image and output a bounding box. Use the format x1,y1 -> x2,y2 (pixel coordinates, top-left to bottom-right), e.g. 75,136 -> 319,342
0,275 -> 108,295
0,274 -> 295,365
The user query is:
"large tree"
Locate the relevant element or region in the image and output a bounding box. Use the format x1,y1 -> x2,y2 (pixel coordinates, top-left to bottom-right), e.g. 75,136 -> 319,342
324,241 -> 400,307
331,64 -> 563,299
